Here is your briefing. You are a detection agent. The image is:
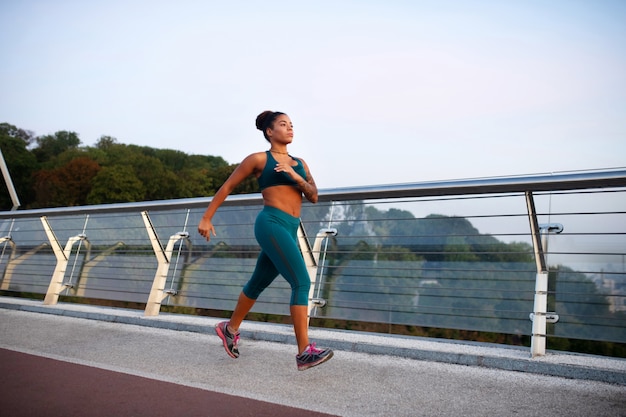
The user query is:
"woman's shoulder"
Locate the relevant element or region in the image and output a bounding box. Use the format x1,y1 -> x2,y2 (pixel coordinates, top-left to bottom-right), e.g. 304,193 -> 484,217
239,151 -> 268,169
242,151 -> 268,161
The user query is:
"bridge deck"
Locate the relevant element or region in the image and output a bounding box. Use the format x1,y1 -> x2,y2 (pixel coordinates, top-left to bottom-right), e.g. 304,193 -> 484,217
1,297 -> 624,417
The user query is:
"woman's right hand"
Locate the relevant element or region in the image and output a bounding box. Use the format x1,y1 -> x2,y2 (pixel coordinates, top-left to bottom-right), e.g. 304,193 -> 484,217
198,218 -> 216,241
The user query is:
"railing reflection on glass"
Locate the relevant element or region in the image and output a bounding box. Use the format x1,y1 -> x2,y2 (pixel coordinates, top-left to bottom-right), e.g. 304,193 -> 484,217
1,168 -> 625,357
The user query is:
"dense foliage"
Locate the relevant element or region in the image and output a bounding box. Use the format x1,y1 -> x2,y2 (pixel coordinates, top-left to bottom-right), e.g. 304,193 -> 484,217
0,123 -> 257,210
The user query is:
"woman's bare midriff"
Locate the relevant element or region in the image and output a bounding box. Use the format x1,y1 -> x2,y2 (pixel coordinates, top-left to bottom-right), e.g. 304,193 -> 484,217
262,186 -> 303,217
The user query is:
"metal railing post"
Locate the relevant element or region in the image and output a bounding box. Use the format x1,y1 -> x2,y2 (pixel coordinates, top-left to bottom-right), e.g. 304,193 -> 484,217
298,222 -> 337,322
0,235 -> 16,288
141,211 -> 190,316
40,216 -> 89,305
0,149 -> 21,211
525,192 -> 549,357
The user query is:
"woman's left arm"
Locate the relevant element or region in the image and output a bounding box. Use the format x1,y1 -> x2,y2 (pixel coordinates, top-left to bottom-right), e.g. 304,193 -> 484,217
296,159 -> 318,204
275,157 -> 319,203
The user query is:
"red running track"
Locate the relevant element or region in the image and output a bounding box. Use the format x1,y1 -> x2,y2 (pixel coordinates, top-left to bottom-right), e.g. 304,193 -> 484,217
0,348 -> 339,417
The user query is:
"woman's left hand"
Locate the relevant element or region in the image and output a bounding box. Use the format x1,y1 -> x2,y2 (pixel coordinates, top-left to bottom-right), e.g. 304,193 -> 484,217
274,162 -> 298,179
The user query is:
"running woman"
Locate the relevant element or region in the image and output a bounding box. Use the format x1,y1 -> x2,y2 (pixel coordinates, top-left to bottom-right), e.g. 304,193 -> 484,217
198,110 -> 333,371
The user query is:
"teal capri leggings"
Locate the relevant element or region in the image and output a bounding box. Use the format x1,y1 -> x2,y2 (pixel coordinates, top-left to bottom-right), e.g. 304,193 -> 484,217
242,206 -> 311,306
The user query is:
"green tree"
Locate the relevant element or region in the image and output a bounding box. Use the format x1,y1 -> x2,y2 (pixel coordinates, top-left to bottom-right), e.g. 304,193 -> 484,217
94,135 -> 118,151
0,123 -> 35,147
32,131 -> 81,164
153,148 -> 190,172
177,168 -> 217,198
211,164 -> 259,195
0,124 -> 37,209
87,165 -> 145,204
127,153 -> 179,201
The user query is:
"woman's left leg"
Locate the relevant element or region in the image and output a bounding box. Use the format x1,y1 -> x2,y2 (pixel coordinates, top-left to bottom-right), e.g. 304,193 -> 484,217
290,304 -> 310,353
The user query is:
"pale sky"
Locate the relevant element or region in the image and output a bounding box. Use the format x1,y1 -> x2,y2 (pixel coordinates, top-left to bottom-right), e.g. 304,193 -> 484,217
1,0 -> 625,188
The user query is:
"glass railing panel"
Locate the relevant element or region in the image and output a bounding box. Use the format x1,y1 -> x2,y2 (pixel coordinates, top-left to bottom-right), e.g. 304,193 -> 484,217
0,170 -> 623,346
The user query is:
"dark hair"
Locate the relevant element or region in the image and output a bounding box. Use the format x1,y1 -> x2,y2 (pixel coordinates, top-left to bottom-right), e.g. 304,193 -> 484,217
256,110 -> 285,142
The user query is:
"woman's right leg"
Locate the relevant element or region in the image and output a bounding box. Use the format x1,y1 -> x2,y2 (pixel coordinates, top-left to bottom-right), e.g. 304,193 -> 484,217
216,250 -> 278,358
228,291 -> 256,332
227,248 -> 279,332
290,304 -> 310,354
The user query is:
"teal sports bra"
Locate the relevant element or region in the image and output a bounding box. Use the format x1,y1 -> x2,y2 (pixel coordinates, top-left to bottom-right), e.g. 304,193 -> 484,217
257,151 -> 307,191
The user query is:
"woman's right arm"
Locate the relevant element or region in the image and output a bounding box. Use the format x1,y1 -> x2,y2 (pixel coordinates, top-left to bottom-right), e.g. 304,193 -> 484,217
197,153 -> 261,241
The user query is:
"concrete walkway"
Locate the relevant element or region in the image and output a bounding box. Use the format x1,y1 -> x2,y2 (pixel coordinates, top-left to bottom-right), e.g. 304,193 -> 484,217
1,297 -> 625,416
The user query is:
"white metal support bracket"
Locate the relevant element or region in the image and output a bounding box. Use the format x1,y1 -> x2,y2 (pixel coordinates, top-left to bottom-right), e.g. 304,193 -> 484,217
525,192 -> 566,358
142,211 -> 190,316
41,216 -> 89,305
0,235 -> 16,288
530,271 -> 549,356
297,223 -> 337,322
0,149 -> 21,211
0,235 -> 16,260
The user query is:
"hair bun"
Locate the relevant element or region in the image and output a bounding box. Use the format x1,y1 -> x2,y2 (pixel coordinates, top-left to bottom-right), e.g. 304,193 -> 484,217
255,111 -> 274,131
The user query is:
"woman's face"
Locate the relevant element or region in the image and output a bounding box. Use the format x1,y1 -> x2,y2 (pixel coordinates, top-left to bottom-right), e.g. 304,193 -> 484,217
267,114 -> 293,144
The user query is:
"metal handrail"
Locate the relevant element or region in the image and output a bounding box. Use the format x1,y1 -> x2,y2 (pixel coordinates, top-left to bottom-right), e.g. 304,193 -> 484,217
1,168 -> 625,218
319,168 -> 626,200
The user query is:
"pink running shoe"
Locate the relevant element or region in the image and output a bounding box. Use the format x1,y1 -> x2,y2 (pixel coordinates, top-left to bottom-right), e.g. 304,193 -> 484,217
296,343 -> 333,371
215,321 -> 240,358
